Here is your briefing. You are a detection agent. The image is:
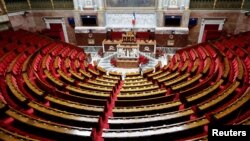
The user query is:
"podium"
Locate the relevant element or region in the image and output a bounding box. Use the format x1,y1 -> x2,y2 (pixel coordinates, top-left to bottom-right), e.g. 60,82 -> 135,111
102,31 -> 156,68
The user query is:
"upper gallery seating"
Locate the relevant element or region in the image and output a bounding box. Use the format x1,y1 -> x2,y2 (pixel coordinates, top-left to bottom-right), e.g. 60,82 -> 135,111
0,29 -> 249,141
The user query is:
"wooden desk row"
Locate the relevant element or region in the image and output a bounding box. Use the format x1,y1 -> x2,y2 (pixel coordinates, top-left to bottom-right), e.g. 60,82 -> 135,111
236,57 -> 244,80
22,73 -> 44,96
5,108 -> 93,138
222,57 -> 230,78
152,71 -> 171,80
53,56 -> 60,69
96,77 -> 118,84
164,73 -> 190,86
66,85 -> 110,98
198,81 -> 240,111
78,82 -> 113,92
69,69 -> 84,80
186,79 -> 224,103
171,61 -> 180,72
87,79 -> 115,87
57,69 -> 75,83
79,69 -> 92,78
123,81 -> 152,87
102,117 -> 209,138
108,71 -> 122,76
113,100 -> 181,113
102,75 -> 120,80
120,85 -> 159,92
45,95 -> 104,113
125,75 -> 143,80
44,69 -> 64,87
171,74 -> 203,91
158,72 -> 179,83
118,89 -> 167,99
6,74 -> 28,103
0,127 -> 39,141
22,55 -> 32,72
97,66 -> 107,74
214,87 -> 250,120
124,78 -> 148,84
87,68 -> 100,76
147,70 -> 162,78
180,60 -> 189,72
162,63 -> 171,71
115,95 -> 175,107
108,108 -> 193,124
190,59 -> 199,73
238,116 -> 250,125
202,57 -> 211,75
28,101 -> 99,123
142,68 -> 154,75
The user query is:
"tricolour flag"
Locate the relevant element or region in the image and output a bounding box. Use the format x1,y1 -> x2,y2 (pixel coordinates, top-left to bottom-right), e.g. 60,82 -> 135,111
132,12 -> 136,25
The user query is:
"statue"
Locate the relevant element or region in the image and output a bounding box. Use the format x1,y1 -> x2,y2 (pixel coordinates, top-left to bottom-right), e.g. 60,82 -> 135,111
130,48 -> 138,58
118,48 -> 126,57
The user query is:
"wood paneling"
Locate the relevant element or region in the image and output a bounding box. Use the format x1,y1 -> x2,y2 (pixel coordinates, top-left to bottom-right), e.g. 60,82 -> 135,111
76,32 -> 187,47
75,33 -> 106,46
155,34 -> 188,47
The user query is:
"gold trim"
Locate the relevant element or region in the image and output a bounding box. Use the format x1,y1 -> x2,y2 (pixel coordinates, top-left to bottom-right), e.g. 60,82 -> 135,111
27,0 -> 31,9
51,0 -> 54,10
213,0 -> 217,9
0,0 -> 7,13
241,0 -> 245,9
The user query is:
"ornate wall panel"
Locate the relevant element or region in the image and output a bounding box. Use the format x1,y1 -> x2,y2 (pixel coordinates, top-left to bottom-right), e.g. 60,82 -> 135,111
106,0 -> 156,7
106,13 -> 156,28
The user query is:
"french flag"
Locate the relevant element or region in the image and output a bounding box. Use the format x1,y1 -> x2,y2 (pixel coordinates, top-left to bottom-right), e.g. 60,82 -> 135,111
132,12 -> 136,25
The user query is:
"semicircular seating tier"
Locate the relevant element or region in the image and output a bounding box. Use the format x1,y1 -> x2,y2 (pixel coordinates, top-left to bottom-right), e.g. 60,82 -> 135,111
0,29 -> 249,141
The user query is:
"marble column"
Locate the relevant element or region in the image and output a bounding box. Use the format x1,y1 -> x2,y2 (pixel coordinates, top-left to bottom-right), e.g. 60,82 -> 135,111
180,0 -> 185,10
74,11 -> 81,26
97,11 -> 105,26
73,0 -> 78,10
182,10 -> 190,27
158,0 -> 163,10
185,0 -> 190,10
156,11 -> 164,27
97,0 -> 104,10
61,21 -> 69,43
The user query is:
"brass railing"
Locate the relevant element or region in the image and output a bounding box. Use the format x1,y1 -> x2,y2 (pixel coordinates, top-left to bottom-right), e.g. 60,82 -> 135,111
53,0 -> 73,10
190,0 -> 214,9
190,0 -> 246,10
4,1 -> 29,12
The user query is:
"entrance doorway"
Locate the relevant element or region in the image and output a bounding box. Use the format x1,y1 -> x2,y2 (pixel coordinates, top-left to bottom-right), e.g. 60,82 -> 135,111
43,17 -> 69,42
198,18 -> 226,43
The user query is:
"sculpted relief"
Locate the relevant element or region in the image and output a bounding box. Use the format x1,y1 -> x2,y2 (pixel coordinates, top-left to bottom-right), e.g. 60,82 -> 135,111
106,13 -> 156,28
106,0 -> 156,7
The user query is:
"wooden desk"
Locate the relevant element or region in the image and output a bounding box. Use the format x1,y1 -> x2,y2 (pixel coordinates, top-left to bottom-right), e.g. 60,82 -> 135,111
116,58 -> 138,68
